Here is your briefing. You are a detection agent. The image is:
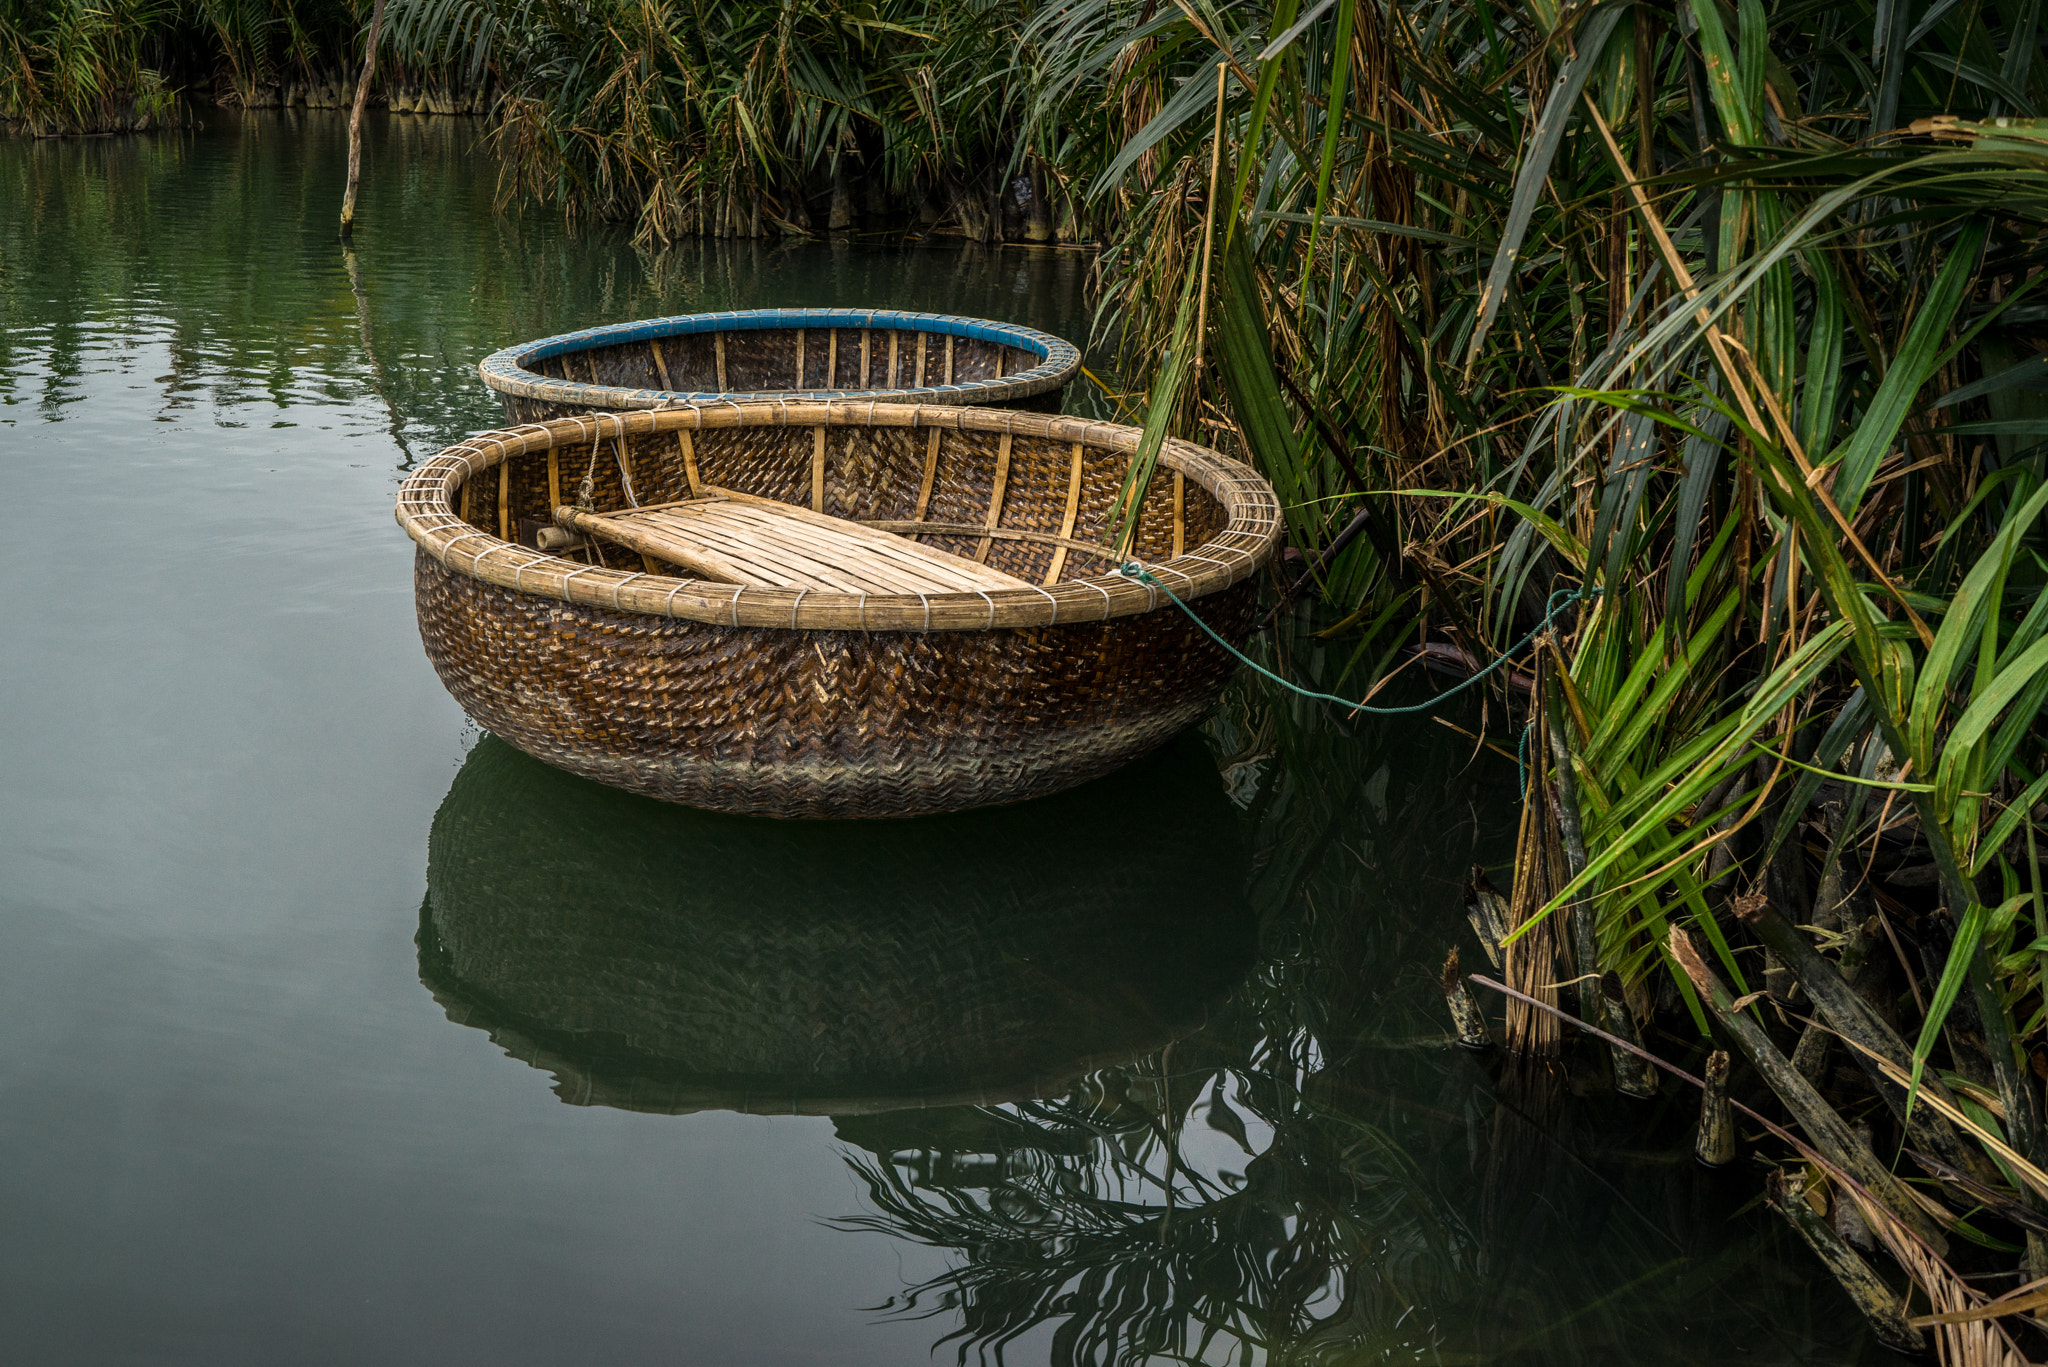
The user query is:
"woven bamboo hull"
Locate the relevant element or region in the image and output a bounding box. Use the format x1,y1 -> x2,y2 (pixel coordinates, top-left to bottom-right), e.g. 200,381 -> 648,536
395,403 -> 1282,818
416,734 -> 1255,1116
480,308 -> 1080,423
416,553 -> 1253,816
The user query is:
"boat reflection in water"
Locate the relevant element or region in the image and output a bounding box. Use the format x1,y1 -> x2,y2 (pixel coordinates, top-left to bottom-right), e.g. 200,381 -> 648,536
417,734 -> 1257,1116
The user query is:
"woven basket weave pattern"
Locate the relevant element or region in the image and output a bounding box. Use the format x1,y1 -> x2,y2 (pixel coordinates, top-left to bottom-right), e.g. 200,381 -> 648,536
417,554 -> 1253,816
397,402 -> 1279,816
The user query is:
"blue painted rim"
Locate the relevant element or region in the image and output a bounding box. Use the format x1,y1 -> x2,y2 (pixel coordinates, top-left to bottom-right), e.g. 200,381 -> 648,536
479,308 -> 1082,409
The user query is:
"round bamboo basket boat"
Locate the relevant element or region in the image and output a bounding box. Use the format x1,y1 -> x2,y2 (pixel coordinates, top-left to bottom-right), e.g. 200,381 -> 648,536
479,308 -> 1082,423
394,401 -> 1282,818
417,734 -> 1256,1117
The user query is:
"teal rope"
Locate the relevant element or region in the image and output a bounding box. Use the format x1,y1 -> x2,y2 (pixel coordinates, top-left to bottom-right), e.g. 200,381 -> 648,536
1115,563 -> 1597,718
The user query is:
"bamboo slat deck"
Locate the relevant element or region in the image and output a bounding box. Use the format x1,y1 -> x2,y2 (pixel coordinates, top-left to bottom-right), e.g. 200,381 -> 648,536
480,308 -> 1081,423
395,400 -> 1282,817
557,489 -> 1033,595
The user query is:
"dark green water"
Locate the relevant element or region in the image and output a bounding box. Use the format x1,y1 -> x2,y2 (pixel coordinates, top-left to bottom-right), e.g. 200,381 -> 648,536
1,113 -> 1870,1364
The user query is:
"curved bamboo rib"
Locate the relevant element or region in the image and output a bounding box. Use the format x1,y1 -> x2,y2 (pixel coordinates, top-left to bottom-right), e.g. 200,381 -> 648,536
1044,441 -> 1086,585
395,403 -> 1282,633
974,431 -> 1013,564
913,428 -> 942,522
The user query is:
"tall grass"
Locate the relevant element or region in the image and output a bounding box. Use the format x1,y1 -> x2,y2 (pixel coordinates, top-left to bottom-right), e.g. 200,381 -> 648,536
0,0 -> 183,134
1057,0 -> 2048,1344
385,0 -> 1075,245
1,0 -> 459,136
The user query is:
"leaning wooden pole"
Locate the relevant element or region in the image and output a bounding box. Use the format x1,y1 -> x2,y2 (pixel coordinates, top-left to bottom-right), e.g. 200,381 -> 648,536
339,0 -> 388,240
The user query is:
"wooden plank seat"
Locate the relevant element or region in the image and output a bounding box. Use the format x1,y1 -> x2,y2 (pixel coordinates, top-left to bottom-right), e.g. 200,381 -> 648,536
552,488 -> 1033,595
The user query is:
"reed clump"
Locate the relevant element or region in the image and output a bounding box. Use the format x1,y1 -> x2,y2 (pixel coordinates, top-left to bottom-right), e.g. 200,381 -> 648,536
0,0 -> 482,137
385,0 -> 1092,246
1056,0 -> 2048,1353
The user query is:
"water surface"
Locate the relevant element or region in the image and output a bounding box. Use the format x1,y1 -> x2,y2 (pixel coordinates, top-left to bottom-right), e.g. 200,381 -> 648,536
0,111 -> 1872,1364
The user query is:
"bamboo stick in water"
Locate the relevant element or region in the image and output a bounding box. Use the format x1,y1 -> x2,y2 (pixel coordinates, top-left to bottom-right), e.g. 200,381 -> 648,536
1443,948 -> 1489,1049
1670,927 -> 1948,1252
1696,1050 -> 1735,1166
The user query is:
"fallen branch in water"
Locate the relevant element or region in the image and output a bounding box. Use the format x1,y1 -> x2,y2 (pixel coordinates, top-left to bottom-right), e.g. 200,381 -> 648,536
1467,971 -> 2032,1359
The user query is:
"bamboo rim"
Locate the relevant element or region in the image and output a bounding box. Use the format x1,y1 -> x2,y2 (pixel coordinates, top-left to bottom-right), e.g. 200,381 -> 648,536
395,402 -> 1282,633
478,308 -> 1081,409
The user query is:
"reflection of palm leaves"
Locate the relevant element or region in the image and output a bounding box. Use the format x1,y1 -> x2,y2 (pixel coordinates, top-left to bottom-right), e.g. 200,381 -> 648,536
838,1014 -> 1471,1366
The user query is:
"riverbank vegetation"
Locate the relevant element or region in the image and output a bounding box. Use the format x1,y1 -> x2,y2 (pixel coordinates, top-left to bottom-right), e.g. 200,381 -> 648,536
1076,2 -> 2047,1355
0,0 -> 477,137
386,0 -> 1072,244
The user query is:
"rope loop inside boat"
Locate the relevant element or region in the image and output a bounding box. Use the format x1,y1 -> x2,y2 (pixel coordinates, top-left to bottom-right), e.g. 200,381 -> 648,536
1114,561 -> 1597,718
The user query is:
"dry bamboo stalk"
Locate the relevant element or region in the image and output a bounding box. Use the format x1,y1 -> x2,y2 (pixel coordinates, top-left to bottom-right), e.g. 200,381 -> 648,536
547,448 -> 562,515
1192,60 -> 1226,370
1464,870 -> 1510,970
1769,1170 -> 1925,1354
1876,1207 -> 2031,1365
460,474 -> 473,523
827,329 -> 839,388
649,339 -> 674,390
1542,673 -> 1650,1093
811,427 -> 828,513
1044,441 -> 1086,584
944,335 -> 955,384
1670,928 -> 1949,1251
916,334 -> 928,386
679,429 -> 701,496
1601,974 -> 1662,1098
1802,914 -> 1875,1082
1504,665 -> 1564,1057
887,331 -> 899,387
1473,969 -> 1995,1355
714,333 -> 728,391
914,429 -> 943,522
1172,471 -> 1186,557
794,329 -> 804,387
498,460 -> 510,542
860,329 -> 871,388
1739,895 -> 1993,1181
994,347 -> 1005,379
1697,1050 -> 1736,1166
1444,948 -> 1490,1048
975,432 -> 1013,563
